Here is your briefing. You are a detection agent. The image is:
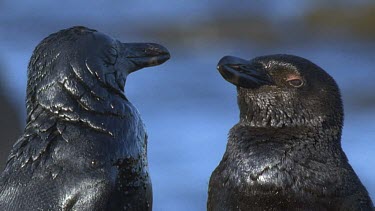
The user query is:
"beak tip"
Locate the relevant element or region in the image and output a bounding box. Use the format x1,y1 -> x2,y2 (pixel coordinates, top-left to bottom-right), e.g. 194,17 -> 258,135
157,54 -> 170,65
123,42 -> 171,68
148,43 -> 170,56
146,43 -> 171,65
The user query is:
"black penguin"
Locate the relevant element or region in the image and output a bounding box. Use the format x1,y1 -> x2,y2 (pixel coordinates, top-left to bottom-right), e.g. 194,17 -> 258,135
0,26 -> 170,210
208,54 -> 373,210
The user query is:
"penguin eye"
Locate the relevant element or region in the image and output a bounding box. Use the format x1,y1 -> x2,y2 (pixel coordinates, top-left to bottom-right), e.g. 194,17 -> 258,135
108,46 -> 118,57
287,79 -> 304,87
103,46 -> 118,65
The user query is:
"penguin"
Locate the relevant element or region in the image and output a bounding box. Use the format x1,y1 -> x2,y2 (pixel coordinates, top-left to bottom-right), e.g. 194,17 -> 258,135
208,54 -> 373,210
0,26 -> 170,211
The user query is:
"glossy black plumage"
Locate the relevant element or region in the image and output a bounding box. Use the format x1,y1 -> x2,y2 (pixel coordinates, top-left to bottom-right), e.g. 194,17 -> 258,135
208,54 -> 373,210
0,26 -> 170,211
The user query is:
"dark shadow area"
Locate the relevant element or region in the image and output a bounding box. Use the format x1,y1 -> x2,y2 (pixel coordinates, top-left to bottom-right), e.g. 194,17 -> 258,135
0,61 -> 21,171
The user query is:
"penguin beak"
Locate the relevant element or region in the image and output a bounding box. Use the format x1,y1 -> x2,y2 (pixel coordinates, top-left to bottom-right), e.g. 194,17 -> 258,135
120,43 -> 170,73
217,56 -> 273,88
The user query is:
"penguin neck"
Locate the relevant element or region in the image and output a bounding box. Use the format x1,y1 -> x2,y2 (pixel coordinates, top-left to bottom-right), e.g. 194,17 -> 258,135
234,122 -> 341,141
237,102 -> 343,146
234,88 -> 343,149
236,89 -> 343,139
238,98 -> 326,129
227,121 -> 344,166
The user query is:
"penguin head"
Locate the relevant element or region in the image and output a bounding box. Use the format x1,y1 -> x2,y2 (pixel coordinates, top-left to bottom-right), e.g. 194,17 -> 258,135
217,54 -> 343,129
28,26 -> 170,96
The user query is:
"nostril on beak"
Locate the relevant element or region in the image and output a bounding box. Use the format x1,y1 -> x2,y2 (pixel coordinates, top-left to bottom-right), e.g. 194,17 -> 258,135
145,47 -> 161,55
145,44 -> 170,57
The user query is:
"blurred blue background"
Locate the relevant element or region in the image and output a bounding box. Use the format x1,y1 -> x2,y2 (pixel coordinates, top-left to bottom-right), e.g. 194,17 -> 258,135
0,1 -> 374,210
